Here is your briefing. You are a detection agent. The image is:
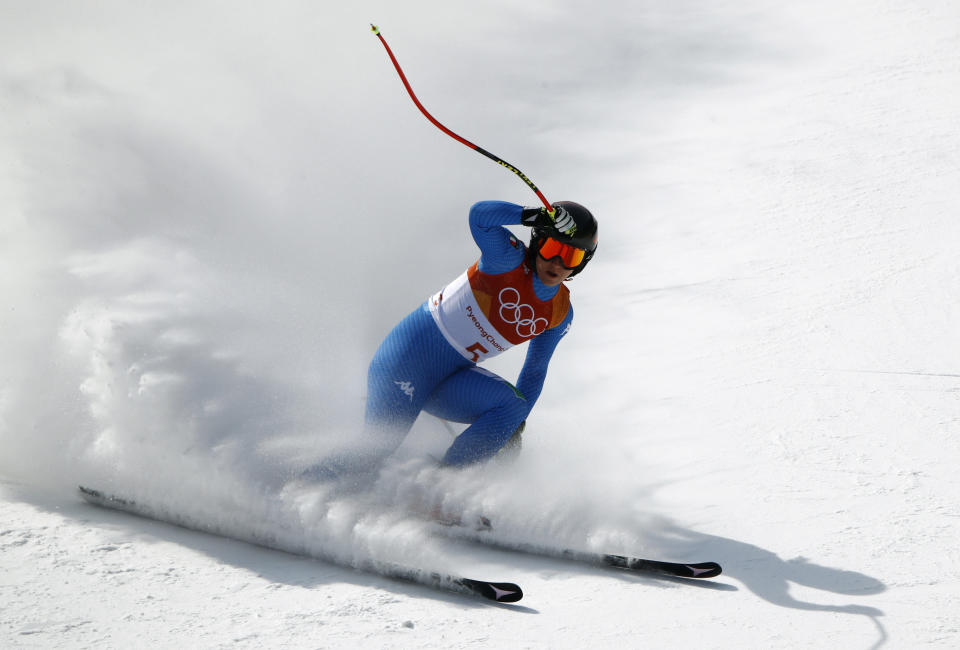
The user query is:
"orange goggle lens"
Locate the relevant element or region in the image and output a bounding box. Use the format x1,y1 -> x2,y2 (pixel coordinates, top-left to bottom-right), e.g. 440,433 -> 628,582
538,237 -> 586,269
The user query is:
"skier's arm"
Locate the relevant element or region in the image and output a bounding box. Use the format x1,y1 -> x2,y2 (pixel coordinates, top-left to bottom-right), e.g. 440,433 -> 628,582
515,307 -> 573,408
439,312 -> 571,467
469,201 -> 526,273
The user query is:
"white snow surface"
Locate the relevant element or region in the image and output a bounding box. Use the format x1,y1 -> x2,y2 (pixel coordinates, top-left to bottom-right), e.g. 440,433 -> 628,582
2,1 -> 959,648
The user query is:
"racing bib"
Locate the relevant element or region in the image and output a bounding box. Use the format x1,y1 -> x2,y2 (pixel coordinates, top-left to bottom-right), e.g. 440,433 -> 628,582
429,261 -> 570,363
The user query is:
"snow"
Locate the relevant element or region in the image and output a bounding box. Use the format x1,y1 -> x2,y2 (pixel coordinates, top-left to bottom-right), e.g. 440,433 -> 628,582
2,0 -> 959,647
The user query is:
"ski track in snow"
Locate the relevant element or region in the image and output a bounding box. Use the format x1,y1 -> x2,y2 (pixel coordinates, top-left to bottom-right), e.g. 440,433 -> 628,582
2,0 -> 959,648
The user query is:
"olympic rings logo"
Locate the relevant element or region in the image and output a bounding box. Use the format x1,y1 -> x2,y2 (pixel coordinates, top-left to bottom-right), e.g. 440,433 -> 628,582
498,287 -> 548,338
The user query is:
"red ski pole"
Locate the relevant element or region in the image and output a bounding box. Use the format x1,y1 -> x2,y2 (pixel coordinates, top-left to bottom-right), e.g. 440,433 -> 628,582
370,24 -> 555,214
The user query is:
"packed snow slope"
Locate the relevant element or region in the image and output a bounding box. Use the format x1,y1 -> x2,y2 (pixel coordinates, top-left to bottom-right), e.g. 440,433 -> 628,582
2,1 -> 959,648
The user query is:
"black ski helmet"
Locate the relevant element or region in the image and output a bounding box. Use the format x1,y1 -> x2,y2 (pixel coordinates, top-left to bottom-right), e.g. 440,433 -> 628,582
528,201 -> 598,278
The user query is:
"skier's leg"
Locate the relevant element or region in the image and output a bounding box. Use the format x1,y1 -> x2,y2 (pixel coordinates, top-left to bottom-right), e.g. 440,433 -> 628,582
423,366 -> 528,465
304,305 -> 469,484
364,304 -> 471,459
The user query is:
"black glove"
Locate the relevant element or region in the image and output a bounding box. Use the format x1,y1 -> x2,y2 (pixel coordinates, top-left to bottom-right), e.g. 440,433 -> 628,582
520,205 -> 576,237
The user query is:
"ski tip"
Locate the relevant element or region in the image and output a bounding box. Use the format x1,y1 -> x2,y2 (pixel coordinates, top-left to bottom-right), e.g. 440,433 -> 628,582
686,562 -> 722,579
460,578 -> 524,603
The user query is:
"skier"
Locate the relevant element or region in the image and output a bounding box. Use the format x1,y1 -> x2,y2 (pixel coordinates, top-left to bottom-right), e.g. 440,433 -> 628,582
359,199 -> 598,469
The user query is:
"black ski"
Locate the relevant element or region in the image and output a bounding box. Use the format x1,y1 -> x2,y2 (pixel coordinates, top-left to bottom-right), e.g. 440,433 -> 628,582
594,553 -> 721,579
77,486 -> 522,603
433,517 -> 721,580
455,577 -> 524,603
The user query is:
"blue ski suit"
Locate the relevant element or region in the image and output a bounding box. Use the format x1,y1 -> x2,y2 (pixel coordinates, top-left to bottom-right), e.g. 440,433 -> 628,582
365,200 -> 574,465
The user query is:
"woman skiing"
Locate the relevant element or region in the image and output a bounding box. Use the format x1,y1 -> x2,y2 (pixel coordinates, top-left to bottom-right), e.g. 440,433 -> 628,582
361,199 -> 598,467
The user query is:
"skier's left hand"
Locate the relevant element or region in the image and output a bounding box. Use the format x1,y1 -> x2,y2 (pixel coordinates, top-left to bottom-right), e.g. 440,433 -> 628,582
521,205 -> 576,237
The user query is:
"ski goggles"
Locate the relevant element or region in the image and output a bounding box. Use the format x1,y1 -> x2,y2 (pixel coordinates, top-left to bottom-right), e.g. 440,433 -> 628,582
538,237 -> 586,269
